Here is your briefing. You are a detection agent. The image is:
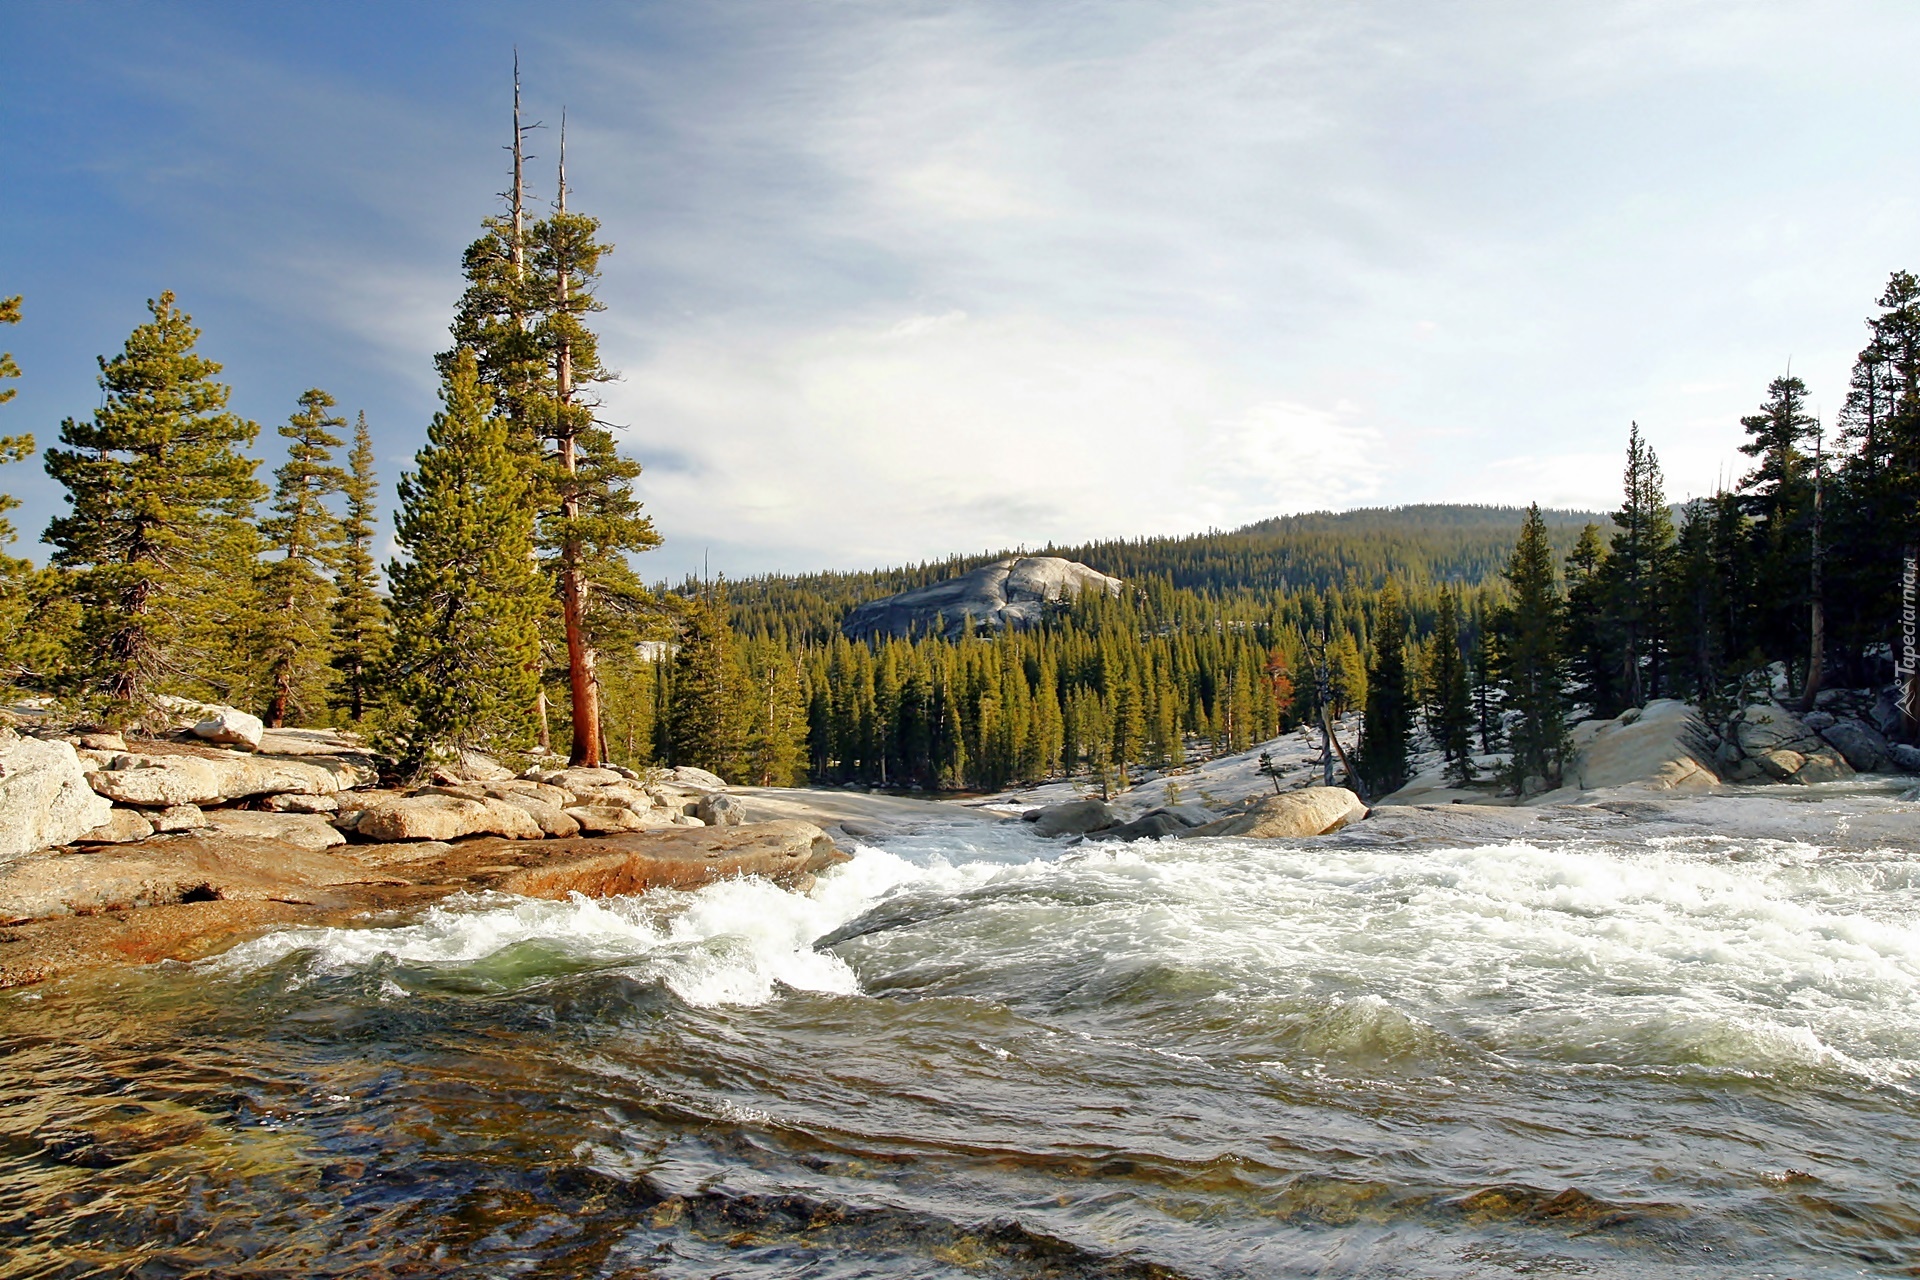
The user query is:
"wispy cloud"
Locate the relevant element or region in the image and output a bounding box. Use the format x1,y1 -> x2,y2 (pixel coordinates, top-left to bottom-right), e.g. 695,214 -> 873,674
6,1 -> 1919,576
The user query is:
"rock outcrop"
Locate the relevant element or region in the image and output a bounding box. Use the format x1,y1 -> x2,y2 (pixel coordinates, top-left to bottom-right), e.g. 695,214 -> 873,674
0,731 -> 114,866
86,748 -> 370,808
1184,787 -> 1368,839
843,557 -> 1122,641
1566,699 -> 1719,793
489,821 -> 846,900
0,819 -> 848,989
1713,704 -> 1855,785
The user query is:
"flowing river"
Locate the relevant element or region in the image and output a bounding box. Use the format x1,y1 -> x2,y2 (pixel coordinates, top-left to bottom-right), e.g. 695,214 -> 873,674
4,794 -> 1920,1277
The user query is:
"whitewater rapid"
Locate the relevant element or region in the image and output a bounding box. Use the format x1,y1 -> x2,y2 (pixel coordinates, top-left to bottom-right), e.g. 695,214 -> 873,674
6,802 -> 1920,1276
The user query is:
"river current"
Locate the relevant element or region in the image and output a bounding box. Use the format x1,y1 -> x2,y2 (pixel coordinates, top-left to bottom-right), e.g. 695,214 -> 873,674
4,802 -> 1920,1277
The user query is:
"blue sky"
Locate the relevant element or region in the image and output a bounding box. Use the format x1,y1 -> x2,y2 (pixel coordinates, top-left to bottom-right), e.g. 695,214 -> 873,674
5,1 -> 1920,580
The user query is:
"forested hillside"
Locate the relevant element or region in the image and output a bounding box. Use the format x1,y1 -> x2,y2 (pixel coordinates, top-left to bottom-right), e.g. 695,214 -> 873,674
725,505 -> 1598,644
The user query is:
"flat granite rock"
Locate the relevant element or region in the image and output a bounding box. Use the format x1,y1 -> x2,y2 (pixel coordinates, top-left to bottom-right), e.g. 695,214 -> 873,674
485,819 -> 848,900
0,819 -> 852,989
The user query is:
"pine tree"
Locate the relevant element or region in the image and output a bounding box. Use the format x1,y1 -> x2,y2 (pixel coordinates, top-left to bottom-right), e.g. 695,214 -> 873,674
0,295 -> 30,557
0,295 -> 37,678
1562,522 -> 1611,715
1597,423 -> 1674,708
1499,504 -> 1568,794
1354,581 -> 1413,797
330,414 -> 388,723
1737,373 -> 1819,684
256,389 -> 348,727
741,639 -> 806,786
528,141 -> 661,766
1426,589 -> 1475,783
1469,619 -> 1503,753
668,590 -> 745,777
383,350 -> 544,768
43,293 -> 263,716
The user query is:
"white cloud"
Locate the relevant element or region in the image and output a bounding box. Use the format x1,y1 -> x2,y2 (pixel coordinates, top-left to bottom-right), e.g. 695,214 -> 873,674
611,310 -> 1380,573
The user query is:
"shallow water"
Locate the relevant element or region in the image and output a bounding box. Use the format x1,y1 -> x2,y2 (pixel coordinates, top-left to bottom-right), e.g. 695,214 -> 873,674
4,813 -> 1920,1277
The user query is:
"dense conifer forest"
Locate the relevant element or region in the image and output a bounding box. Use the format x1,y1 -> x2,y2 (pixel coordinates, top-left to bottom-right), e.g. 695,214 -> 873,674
3,100 -> 1918,800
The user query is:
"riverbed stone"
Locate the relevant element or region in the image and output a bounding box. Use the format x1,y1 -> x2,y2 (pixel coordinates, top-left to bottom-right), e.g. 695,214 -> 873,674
564,804 -> 659,835
263,792 -> 340,814
489,792 -> 580,838
0,731 -> 114,864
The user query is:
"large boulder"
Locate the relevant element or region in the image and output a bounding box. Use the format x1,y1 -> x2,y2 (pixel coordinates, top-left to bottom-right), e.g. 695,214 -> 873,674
86,750 -> 371,808
655,765 -> 729,792
1567,699 -> 1718,793
527,766 -> 624,792
346,793 -> 542,842
1723,704 -> 1855,785
1088,809 -> 1194,842
1184,787 -> 1367,839
191,706 -> 263,751
697,792 -> 747,827
486,792 -> 580,838
1031,798 -> 1121,837
201,809 -> 348,852
844,556 -> 1123,641
1818,719 -> 1891,772
0,731 -> 114,864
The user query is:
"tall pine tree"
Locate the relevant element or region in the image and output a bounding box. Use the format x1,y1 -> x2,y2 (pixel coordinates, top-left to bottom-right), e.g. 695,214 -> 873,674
1425,589 -> 1475,783
0,295 -> 29,558
1354,580 -> 1413,797
1597,423 -> 1674,709
668,588 -> 745,778
384,350 -> 543,767
528,125 -> 661,766
330,413 -> 388,723
1499,504 -> 1568,794
1737,373 -> 1819,686
43,293 -> 262,716
256,389 -> 347,727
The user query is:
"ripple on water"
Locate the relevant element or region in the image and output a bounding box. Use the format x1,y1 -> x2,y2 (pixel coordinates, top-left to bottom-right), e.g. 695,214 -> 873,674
1,817 -> 1918,1276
